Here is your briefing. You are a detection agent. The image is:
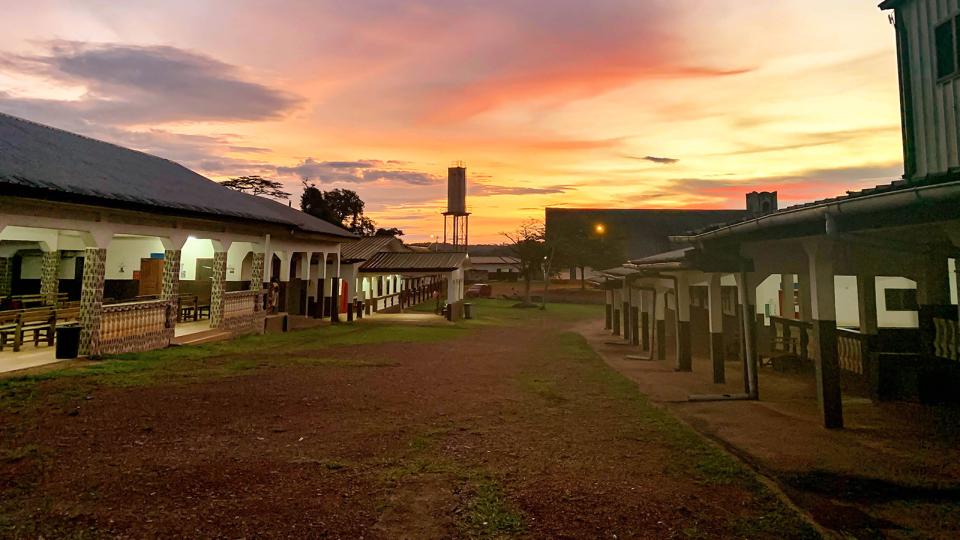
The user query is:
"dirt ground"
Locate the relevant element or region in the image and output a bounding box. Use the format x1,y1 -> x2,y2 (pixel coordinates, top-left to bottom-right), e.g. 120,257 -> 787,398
0,301 -> 815,538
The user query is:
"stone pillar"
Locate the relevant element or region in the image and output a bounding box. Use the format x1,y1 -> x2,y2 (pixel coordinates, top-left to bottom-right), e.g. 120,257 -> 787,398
708,273 -> 725,384
675,273 -> 692,372
40,250 -> 60,305
79,247 -> 107,357
210,250 -> 228,328
797,271 -> 812,362
0,257 -> 13,298
250,252 -> 265,291
655,289 -> 667,361
161,250 -> 181,330
805,241 -> 843,429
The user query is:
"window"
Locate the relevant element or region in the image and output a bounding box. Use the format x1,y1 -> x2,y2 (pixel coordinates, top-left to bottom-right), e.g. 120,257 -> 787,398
885,288 -> 918,311
936,19 -> 957,79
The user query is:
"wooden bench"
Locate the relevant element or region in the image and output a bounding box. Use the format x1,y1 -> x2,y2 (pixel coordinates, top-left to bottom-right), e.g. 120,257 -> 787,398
19,308 -> 55,350
0,306 -> 78,352
0,310 -> 18,352
178,294 -> 198,321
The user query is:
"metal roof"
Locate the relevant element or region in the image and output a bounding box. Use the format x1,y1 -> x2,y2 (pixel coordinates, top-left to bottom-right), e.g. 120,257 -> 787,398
341,235 -> 409,262
360,251 -> 469,273
470,256 -> 520,266
0,113 -> 355,238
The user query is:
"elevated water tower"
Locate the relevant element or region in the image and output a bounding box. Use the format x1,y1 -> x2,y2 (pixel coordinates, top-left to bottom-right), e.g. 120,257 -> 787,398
443,161 -> 470,252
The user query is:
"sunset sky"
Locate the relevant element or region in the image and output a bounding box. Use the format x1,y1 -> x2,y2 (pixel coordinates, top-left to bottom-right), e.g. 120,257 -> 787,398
0,1 -> 903,242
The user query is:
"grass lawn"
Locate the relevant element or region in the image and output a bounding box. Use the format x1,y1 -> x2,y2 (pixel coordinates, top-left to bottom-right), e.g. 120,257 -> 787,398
0,298 -> 816,538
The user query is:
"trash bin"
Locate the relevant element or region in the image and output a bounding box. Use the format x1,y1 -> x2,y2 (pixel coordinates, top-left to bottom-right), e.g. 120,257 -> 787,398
56,324 -> 82,359
463,302 -> 473,320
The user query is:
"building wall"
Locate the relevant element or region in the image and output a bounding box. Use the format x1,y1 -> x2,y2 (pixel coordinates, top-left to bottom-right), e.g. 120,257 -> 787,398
891,0 -> 960,178
104,237 -> 165,280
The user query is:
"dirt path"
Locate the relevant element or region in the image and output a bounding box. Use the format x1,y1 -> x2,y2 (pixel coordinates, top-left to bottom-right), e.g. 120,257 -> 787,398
1,308 -> 815,538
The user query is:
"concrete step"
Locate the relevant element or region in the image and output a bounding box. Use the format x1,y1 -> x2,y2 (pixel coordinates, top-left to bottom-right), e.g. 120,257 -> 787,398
173,330 -> 233,346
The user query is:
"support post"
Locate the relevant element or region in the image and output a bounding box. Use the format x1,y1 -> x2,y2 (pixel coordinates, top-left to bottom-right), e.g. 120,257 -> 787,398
210,249 -> 228,328
857,273 -> 880,400
330,277 -> 340,324
781,274 -> 797,320
0,257 -> 11,298
805,240 -> 843,429
708,273 -> 725,384
161,249 -> 181,331
40,250 -> 60,305
655,290 -> 666,361
612,289 -> 621,336
79,247 -> 107,357
736,270 -> 759,399
604,290 -> 612,330
675,273 -> 692,372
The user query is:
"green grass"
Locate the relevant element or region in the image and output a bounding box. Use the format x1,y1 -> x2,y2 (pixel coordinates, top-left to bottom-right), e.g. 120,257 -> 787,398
461,479 -> 524,538
0,299 -> 597,413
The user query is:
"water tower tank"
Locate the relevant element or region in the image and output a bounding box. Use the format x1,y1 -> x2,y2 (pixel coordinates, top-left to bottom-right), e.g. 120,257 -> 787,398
447,163 -> 467,215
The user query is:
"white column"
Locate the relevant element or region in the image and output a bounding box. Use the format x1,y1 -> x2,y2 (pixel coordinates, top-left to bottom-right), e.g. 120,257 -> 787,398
804,240 -> 843,429
781,274 -> 796,320
707,273 -> 725,384
675,273 -> 692,372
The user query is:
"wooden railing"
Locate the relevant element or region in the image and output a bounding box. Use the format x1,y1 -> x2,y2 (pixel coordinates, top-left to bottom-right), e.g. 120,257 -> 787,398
769,316 -> 811,359
837,328 -> 867,375
933,317 -> 959,361
99,300 -> 170,355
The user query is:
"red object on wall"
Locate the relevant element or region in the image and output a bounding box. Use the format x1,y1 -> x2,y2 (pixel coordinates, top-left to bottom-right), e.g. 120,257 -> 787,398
340,281 -> 348,313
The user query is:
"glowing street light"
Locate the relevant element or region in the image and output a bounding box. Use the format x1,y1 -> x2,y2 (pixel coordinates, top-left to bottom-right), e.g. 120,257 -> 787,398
595,224 -> 606,235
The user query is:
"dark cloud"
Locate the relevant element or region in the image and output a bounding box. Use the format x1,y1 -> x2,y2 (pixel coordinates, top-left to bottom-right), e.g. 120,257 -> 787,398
0,41 -> 301,124
276,158 -> 440,186
629,155 -> 679,165
663,162 -> 905,204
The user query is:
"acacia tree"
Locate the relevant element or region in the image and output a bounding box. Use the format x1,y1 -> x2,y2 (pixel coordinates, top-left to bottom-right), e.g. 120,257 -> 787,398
300,180 -> 377,235
220,175 -> 291,200
502,219 -> 549,305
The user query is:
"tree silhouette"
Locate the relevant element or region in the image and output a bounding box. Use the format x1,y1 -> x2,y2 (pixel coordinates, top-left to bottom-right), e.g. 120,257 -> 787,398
220,176 -> 290,200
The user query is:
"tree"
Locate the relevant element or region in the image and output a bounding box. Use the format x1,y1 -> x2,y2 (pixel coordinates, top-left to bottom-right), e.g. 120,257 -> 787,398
502,219 -> 550,305
550,220 -> 626,289
375,227 -> 405,237
300,180 -> 378,236
220,176 -> 290,200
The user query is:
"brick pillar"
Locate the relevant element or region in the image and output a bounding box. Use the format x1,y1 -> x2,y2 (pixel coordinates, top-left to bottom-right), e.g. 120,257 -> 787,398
40,251 -> 60,305
79,247 -> 107,357
161,250 -> 181,330
708,273 -> 726,384
0,257 -> 11,297
210,251 -> 228,328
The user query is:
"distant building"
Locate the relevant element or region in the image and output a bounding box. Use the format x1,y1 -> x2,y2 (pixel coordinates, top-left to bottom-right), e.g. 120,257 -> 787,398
467,256 -> 520,282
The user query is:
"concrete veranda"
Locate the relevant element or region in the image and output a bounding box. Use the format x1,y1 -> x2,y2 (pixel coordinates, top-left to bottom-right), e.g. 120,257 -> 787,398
577,320 -> 960,536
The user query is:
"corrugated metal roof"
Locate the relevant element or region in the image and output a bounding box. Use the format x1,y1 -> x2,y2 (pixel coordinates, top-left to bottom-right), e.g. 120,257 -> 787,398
341,235 -> 409,261
470,256 -> 520,266
360,251 -> 469,272
0,113 -> 355,238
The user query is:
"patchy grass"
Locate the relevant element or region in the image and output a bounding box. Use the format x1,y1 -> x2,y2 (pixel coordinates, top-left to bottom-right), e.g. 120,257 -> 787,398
525,331 -> 819,538
460,479 -> 524,538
